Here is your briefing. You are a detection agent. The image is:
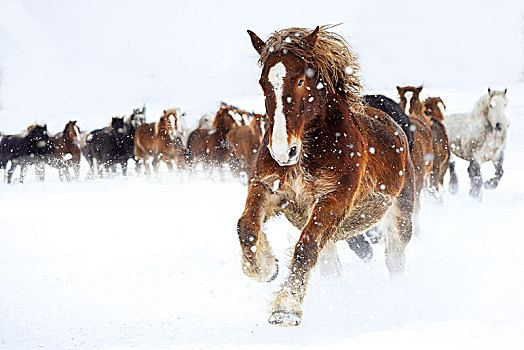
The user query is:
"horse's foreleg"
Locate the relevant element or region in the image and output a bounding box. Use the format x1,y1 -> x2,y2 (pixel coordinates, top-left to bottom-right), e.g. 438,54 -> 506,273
19,164 -> 28,184
269,186 -> 355,327
73,162 -> 80,180
467,160 -> 482,200
448,155 -> 459,194
484,153 -> 504,189
237,180 -> 278,283
346,234 -> 373,262
7,162 -> 16,184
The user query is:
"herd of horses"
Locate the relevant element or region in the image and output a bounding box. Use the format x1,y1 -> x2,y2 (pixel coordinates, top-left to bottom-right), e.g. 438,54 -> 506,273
0,25 -> 509,328
0,103 -> 267,183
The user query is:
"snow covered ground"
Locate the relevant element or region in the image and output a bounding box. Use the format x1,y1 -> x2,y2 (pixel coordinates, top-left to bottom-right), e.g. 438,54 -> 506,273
0,84 -> 523,349
1,0 -> 524,349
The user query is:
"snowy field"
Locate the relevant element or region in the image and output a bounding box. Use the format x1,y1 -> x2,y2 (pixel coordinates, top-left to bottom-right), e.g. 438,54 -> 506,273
1,0 -> 524,349
0,84 -> 523,349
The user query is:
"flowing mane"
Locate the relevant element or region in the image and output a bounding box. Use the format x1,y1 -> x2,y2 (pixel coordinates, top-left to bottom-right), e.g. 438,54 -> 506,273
258,25 -> 362,107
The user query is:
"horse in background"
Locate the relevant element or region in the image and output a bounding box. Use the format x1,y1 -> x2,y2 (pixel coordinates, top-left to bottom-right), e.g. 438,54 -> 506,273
397,85 -> 434,212
48,121 -> 82,181
134,109 -> 186,175
0,124 -> 50,183
187,103 -> 244,175
443,88 -> 508,200
239,25 -> 414,326
424,97 -> 446,121
82,117 -> 126,178
227,113 -> 267,177
423,97 -> 451,197
122,106 -> 146,175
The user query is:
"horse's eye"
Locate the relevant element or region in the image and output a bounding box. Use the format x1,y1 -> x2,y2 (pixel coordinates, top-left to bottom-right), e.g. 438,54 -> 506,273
298,80 -> 304,87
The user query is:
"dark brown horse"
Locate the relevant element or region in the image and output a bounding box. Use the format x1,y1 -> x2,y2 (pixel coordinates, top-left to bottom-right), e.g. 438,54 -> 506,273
237,25 -> 415,326
423,97 -> 451,197
397,85 -> 434,212
49,121 -> 81,181
227,113 -> 266,176
134,109 -> 186,175
187,103 -> 243,175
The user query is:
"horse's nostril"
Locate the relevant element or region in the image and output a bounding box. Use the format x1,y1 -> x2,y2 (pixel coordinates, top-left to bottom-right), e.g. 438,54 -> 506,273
289,146 -> 297,159
496,122 -> 502,131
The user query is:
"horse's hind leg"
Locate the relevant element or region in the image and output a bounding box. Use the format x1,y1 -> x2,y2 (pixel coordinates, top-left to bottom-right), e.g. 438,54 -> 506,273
448,155 -> 459,194
385,167 -> 415,276
467,160 -> 483,200
318,240 -> 342,277
484,153 -> 504,189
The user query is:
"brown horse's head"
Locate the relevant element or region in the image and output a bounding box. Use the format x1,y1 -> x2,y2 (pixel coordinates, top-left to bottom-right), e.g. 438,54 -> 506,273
248,27 -> 322,166
248,25 -> 361,166
397,85 -> 426,116
423,97 -> 446,121
213,104 -> 244,135
158,109 -> 184,137
63,121 -> 80,141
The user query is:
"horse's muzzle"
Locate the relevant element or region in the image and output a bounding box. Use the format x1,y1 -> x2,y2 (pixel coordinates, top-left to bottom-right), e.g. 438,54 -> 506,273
269,142 -> 300,166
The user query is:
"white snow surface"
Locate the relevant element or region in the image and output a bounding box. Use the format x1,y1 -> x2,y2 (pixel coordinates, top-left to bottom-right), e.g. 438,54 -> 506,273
0,84 -> 523,349
1,1 -> 524,349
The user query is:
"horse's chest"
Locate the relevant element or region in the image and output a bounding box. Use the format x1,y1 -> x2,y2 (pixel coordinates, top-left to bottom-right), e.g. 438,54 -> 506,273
475,131 -> 506,162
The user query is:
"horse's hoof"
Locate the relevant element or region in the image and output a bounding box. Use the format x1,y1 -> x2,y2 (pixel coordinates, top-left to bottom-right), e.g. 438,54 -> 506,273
469,188 -> 482,201
266,261 -> 279,282
268,310 -> 301,327
484,179 -> 498,190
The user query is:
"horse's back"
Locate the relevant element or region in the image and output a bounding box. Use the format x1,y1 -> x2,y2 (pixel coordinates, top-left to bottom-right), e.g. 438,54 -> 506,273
354,106 -> 411,195
364,94 -> 414,152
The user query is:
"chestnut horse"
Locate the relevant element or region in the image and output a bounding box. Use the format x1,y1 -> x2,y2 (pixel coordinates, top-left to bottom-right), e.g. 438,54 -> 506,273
238,25 -> 415,326
397,86 -> 434,211
423,97 -> 451,197
134,109 -> 186,175
227,113 -> 266,176
49,121 -> 81,181
187,103 -> 243,175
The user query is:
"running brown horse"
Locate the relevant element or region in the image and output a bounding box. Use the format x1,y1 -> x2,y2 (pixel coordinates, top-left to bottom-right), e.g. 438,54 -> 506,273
238,25 -> 415,326
227,113 -> 266,176
49,121 -> 81,181
187,103 -> 244,175
423,97 -> 451,197
134,109 -> 186,175
397,85 -> 434,211
424,97 -> 446,121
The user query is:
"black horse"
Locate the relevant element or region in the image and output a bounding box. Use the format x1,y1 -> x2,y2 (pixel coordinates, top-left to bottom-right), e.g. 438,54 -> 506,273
121,106 -> 146,175
345,95 -> 415,261
82,117 -> 126,178
364,94 -> 414,152
0,124 -> 51,183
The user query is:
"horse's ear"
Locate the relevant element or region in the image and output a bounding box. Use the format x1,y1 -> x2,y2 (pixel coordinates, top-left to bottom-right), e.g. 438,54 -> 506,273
504,88 -> 507,95
163,110 -> 167,115
488,87 -> 492,95
247,30 -> 265,55
416,85 -> 423,93
304,26 -> 320,50
396,86 -> 402,94
438,97 -> 446,110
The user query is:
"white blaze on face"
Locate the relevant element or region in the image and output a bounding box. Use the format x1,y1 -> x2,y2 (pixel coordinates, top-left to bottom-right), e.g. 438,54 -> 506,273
268,62 -> 288,162
404,91 -> 413,114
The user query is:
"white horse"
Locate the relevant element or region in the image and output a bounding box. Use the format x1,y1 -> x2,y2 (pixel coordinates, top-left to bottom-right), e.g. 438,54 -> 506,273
444,88 -> 509,199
